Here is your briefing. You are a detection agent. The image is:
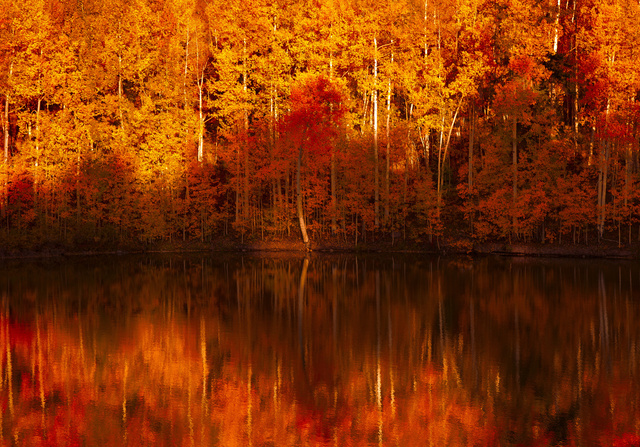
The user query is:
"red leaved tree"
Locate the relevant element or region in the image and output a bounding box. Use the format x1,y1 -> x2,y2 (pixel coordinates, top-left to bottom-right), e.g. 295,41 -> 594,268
281,74 -> 345,246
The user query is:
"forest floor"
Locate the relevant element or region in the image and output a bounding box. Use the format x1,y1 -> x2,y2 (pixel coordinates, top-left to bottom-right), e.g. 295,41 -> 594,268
1,234 -> 639,259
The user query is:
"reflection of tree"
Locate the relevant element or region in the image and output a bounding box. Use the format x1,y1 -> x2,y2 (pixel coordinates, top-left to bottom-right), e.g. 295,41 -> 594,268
0,255 -> 639,445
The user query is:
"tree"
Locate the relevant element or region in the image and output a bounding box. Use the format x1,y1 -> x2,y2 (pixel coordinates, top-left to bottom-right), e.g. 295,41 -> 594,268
282,75 -> 345,246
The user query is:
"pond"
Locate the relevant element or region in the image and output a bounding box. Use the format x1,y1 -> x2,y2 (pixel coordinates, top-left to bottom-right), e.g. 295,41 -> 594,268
0,253 -> 638,446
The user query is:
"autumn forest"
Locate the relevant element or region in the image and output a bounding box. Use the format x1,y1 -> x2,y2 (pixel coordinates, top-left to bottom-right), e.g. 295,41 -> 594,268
1,0 -> 639,249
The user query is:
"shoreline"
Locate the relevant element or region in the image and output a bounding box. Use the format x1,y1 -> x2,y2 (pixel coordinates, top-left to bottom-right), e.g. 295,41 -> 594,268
1,237 -> 638,260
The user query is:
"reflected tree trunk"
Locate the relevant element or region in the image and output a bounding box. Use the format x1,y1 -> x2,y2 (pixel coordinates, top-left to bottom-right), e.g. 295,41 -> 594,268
247,363 -> 253,447
387,275 -> 395,418
122,359 -> 128,444
375,271 -> 382,446
599,271 -> 610,369
515,307 -> 520,390
298,257 -> 309,368
200,316 -> 208,421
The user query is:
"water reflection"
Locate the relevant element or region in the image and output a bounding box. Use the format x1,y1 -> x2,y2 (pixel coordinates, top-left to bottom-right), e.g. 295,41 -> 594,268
0,254 -> 639,446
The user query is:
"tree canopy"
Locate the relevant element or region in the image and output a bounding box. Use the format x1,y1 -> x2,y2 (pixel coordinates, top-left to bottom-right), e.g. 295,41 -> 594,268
0,0 -> 639,248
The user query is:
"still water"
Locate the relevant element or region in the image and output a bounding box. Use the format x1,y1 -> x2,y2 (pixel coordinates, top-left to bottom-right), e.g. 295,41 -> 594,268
0,253 -> 638,446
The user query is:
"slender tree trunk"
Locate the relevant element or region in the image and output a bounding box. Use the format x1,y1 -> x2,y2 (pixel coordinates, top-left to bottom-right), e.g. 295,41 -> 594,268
512,114 -> 518,236
437,114 -> 445,213
625,144 -> 630,210
36,98 -> 41,157
285,167 -> 290,236
373,37 -> 379,228
270,83 -> 277,231
328,27 -> 338,234
3,60 -> 11,177
198,84 -> 204,162
626,144 -> 631,241
118,54 -> 124,131
385,52 -> 392,224
468,103 -> 475,191
196,34 -> 205,162
276,177 -> 282,232
331,148 -> 337,233
76,144 -> 81,225
183,26 -> 189,109
572,0 -> 579,152
3,93 -> 8,164
243,38 -> 249,223
436,102 -> 461,216
269,18 -> 281,231
553,0 -> 560,53
424,0 -> 428,63
34,97 -> 41,211
573,56 -> 579,152
297,145 -> 309,246
235,161 -> 240,226
597,139 -> 610,239
2,92 -> 8,220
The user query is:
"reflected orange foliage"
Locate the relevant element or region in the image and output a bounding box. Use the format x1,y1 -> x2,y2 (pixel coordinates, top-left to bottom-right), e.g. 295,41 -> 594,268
0,256 -> 639,446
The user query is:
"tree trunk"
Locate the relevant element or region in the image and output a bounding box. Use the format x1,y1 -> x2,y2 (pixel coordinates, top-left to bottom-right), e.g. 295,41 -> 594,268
198,87 -> 203,162
118,53 -> 124,131
468,103 -> 475,191
243,38 -> 249,224
436,102 -> 461,217
553,0 -> 560,53
437,114 -> 445,213
626,144 -> 631,241
297,145 -> 309,245
373,37 -> 379,228
76,146 -> 81,225
331,148 -> 337,233
625,143 -> 630,208
2,92 -> 8,219
196,33 -> 205,162
3,93 -> 8,164
235,136 -> 240,224
423,0 -> 428,64
512,115 -> 518,236
183,26 -> 189,109
328,27 -> 338,235
34,97 -> 41,210
385,52 -> 392,224
597,139 -> 610,239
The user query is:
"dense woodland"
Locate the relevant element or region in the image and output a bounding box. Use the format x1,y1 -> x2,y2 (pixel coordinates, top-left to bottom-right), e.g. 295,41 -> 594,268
0,0 -> 639,249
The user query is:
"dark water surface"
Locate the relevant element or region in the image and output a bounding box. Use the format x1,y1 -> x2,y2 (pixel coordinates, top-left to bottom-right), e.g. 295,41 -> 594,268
0,253 -> 639,446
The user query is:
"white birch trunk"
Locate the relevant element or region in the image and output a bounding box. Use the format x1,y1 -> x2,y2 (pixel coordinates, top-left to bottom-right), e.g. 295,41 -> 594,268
436,102 -> 461,214
553,0 -> 560,53
385,52 -> 392,223
196,33 -> 205,162
373,37 -> 379,228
